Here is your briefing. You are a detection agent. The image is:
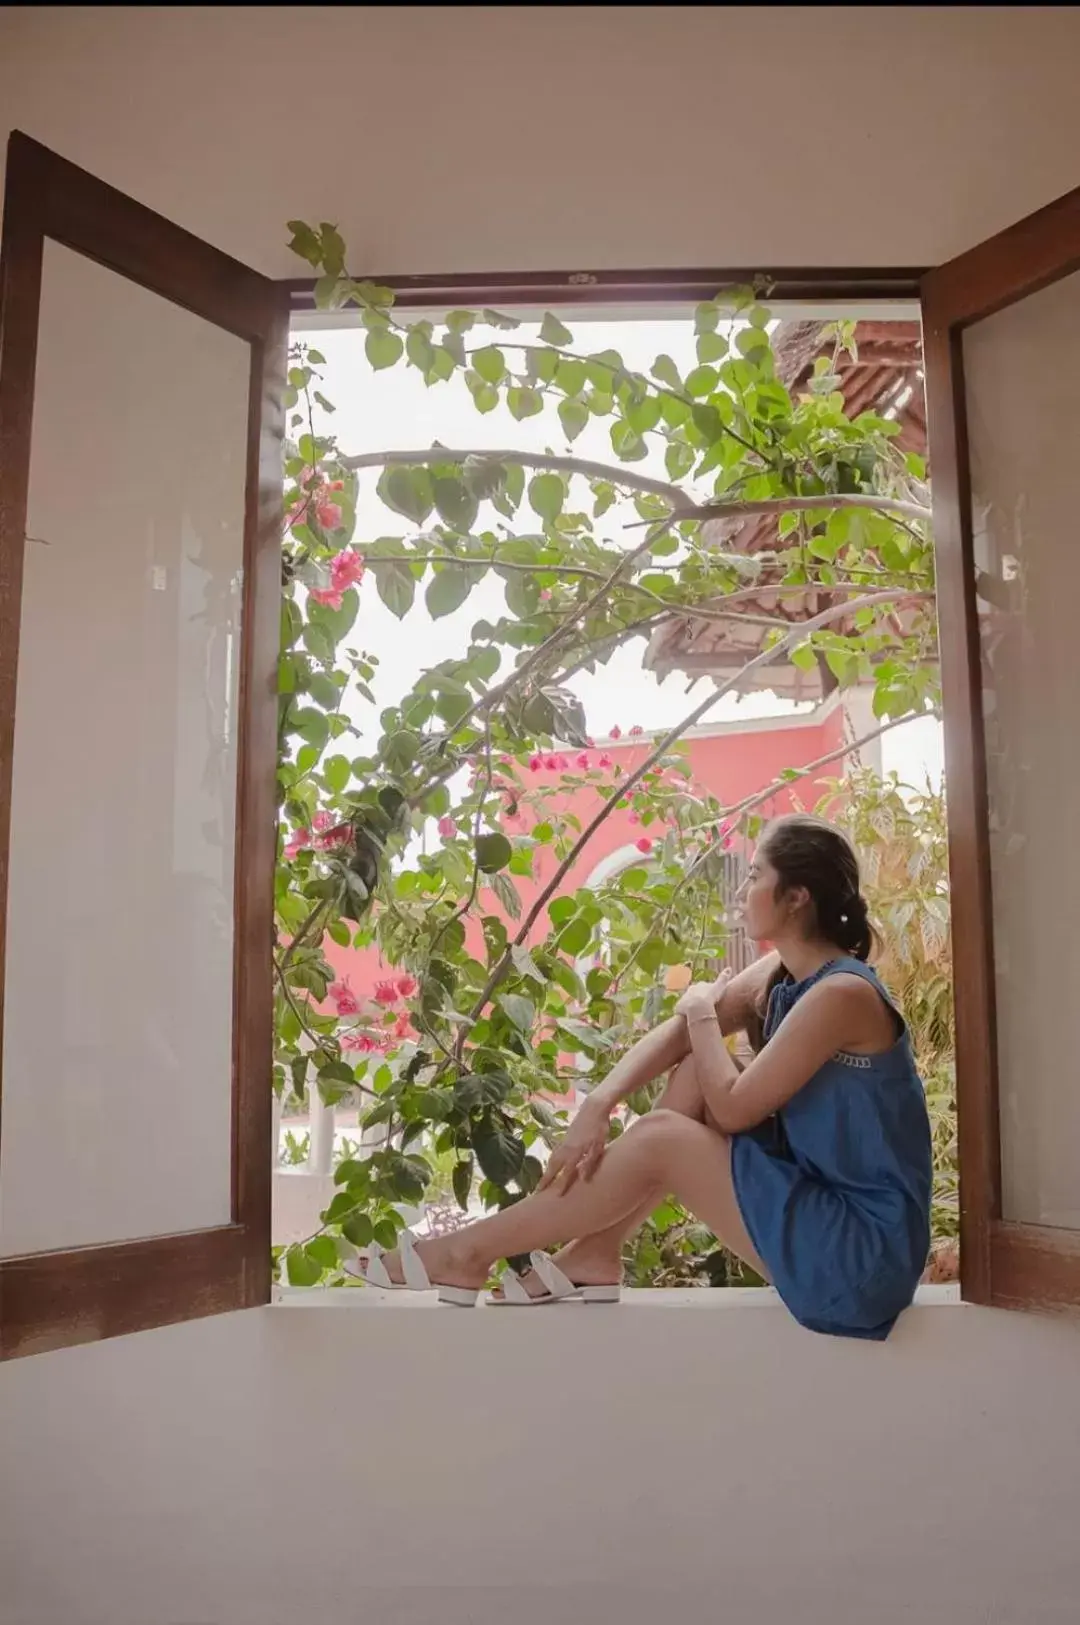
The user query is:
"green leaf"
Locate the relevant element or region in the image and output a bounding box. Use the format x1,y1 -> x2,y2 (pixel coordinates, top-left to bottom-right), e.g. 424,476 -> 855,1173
685,365 -> 719,397
558,917 -> 592,957
433,477 -> 479,532
473,346 -> 507,385
507,386 -> 543,421
695,302 -> 720,334
452,1157 -> 474,1211
406,327 -> 437,373
499,993 -> 535,1034
475,831 -> 513,873
285,1244 -> 322,1287
323,754 -> 351,793
472,1116 -> 527,1187
286,221 -> 323,268
306,1235 -> 340,1271
540,313 -> 573,346
366,330 -> 404,371
555,359 -> 587,396
510,944 -> 544,983
696,331 -> 728,364
378,466 -> 434,525
490,871 -> 522,919
455,1071 -> 514,1112
790,641 -> 817,672
651,354 -> 683,390
665,441 -> 696,480
373,560 -> 416,619
528,473 -> 564,522
343,1212 -> 374,1247
465,373 -> 499,413
626,395 -> 662,434
558,399 -> 589,443
426,567 -> 477,620
610,422 -> 647,462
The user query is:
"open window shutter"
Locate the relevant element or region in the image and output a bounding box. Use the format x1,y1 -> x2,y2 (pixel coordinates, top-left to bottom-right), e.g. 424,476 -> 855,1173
923,186 -> 1080,1312
0,134 -> 286,1358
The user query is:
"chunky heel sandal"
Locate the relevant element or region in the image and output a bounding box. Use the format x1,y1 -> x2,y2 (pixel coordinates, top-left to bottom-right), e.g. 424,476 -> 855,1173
343,1229 -> 478,1307
486,1251 -> 622,1307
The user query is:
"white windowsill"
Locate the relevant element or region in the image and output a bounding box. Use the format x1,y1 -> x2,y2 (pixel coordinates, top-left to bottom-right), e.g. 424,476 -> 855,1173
271,1282 -> 961,1310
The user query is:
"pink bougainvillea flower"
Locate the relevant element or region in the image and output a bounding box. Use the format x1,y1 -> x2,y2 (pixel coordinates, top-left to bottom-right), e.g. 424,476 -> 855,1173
629,725 -> 644,736
329,548 -> 365,591
316,822 -> 353,851
312,811 -> 335,833
314,499 -> 343,532
528,754 -> 543,772
309,586 -> 344,611
341,1031 -> 379,1053
628,812 -> 640,825
329,980 -> 360,1016
391,1012 -> 412,1040
635,837 -> 654,854
609,726 -> 622,740
437,815 -> 456,838
395,974 -> 418,1000
539,588 -> 553,601
598,753 -> 613,770
283,827 -> 310,860
575,752 -> 591,771
373,980 -> 400,1007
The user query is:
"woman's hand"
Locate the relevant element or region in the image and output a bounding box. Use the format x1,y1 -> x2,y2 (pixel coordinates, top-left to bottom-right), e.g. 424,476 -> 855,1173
537,1096 -> 611,1195
676,968 -> 732,1025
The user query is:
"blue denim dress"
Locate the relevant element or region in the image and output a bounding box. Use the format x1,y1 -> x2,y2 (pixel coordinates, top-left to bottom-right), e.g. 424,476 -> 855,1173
730,957 -> 932,1340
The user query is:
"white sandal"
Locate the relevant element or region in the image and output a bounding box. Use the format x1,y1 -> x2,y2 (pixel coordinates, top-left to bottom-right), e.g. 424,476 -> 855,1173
343,1229 -> 478,1307
487,1250 -> 622,1308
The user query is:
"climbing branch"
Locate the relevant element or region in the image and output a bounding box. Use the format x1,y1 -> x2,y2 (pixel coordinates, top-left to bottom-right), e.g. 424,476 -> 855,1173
458,590 -> 936,1037
341,447 -> 682,505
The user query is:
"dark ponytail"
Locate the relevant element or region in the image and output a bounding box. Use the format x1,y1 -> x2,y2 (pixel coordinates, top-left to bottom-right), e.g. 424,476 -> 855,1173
758,813 -> 875,962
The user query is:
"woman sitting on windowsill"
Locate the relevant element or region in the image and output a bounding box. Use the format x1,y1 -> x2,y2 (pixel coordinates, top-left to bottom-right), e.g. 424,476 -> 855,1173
346,813 -> 934,1341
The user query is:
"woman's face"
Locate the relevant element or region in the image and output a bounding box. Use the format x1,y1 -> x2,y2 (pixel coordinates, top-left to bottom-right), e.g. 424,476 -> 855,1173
738,845 -> 807,943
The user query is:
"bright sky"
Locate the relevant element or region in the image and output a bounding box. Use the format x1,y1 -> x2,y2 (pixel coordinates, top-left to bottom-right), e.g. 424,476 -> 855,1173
292,313 -> 944,792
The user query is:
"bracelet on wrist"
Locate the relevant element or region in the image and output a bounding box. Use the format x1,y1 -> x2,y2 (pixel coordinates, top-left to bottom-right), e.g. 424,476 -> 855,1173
687,1010 -> 719,1027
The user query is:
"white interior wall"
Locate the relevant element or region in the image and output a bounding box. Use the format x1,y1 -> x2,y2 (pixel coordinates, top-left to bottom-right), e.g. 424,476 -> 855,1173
4,1294 -> 1080,1625
2,7 -> 1080,276
3,8 -> 1080,1625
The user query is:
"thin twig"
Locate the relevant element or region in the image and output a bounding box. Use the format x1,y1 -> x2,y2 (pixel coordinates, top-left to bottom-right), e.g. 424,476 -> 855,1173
662,493 -> 931,526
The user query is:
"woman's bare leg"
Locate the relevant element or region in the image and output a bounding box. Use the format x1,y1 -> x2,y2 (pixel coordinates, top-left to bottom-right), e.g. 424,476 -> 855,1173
378,1097 -> 768,1291
509,1054 -> 715,1294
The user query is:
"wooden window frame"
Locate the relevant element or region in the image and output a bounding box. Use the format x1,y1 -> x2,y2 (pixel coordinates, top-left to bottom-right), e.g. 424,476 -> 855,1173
0,133 -> 288,1359
922,186 -> 1080,1312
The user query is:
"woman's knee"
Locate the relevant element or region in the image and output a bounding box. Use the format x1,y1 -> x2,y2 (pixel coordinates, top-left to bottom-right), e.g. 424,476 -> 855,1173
658,1055 -> 705,1119
627,1107 -> 715,1167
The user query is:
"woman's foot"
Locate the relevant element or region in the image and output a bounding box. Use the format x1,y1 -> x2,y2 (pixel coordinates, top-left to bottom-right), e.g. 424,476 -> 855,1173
489,1238 -> 622,1302
356,1233 -> 488,1294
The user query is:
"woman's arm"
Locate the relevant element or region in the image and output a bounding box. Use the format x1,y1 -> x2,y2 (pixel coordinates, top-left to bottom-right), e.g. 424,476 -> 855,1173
588,950 -> 781,1115
538,953 -> 781,1193
683,973 -> 883,1134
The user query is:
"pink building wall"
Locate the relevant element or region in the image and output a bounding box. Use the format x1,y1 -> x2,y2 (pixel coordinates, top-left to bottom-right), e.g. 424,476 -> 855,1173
324,699 -> 849,1004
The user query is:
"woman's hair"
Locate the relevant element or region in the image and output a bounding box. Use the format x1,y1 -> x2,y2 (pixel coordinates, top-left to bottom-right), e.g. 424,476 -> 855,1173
757,812 -> 874,962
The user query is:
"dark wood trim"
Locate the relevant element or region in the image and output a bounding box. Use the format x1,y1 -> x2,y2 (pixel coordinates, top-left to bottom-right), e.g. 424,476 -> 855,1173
0,132 -> 286,1358
231,315 -> 287,1282
0,135 -> 45,1167
922,180 -> 1080,1314
919,185 -> 1080,331
8,132 -> 276,342
284,265 -> 926,315
0,1226 -> 261,1359
918,297 -> 1000,1307
989,1224 -> 1080,1316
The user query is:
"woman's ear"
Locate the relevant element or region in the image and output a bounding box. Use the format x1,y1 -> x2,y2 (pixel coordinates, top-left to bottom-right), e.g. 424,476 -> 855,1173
786,884 -> 811,918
